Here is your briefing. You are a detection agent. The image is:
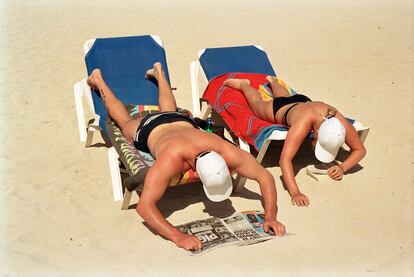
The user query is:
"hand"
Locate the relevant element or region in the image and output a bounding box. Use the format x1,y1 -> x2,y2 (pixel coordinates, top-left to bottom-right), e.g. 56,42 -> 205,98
263,220 -> 286,236
173,233 -> 202,251
327,165 -> 344,180
291,193 -> 310,207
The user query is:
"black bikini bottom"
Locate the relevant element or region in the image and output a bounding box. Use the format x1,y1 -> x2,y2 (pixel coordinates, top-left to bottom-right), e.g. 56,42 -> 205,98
272,94 -> 312,125
133,111 -> 197,153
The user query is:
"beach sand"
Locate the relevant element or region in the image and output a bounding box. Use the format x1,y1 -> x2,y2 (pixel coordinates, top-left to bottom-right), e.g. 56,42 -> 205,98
1,0 -> 413,275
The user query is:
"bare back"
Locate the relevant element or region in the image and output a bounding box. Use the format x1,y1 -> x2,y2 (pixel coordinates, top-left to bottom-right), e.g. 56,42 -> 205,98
275,101 -> 337,132
147,122 -> 236,172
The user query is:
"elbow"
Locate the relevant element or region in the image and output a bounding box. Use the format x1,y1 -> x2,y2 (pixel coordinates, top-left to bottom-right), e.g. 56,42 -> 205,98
261,169 -> 274,183
136,200 -> 157,221
136,201 -> 147,218
357,144 -> 367,160
361,146 -> 367,159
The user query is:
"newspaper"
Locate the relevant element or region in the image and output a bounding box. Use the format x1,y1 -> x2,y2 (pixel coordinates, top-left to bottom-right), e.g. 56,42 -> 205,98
176,211 -> 282,255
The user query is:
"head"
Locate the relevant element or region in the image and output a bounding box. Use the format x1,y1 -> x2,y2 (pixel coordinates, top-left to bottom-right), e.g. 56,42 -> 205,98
314,117 -> 346,163
195,151 -> 232,202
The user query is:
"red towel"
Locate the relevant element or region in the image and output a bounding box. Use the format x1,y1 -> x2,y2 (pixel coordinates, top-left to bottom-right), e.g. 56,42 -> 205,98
202,73 -> 287,150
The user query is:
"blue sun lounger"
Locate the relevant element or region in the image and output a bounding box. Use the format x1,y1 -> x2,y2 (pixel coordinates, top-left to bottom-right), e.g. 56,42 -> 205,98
190,45 -> 370,190
74,35 -> 198,209
75,35 -> 169,143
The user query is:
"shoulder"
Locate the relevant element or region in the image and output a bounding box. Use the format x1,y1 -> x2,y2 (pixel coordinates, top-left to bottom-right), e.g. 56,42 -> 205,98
214,141 -> 248,164
152,149 -> 186,174
335,111 -> 354,130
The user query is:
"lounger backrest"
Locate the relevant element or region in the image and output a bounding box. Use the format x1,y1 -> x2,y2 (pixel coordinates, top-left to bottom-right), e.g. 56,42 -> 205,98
199,45 -> 276,81
84,35 -> 170,133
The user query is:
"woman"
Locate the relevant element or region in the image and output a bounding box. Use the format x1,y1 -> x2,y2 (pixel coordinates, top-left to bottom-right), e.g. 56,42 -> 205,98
223,76 -> 366,207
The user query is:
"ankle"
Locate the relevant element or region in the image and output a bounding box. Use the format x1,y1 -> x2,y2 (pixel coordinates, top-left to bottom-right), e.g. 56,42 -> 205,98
155,72 -> 167,83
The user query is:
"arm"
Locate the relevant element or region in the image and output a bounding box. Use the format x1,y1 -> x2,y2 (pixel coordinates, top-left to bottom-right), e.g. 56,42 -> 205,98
279,121 -> 312,206
220,144 -> 286,236
136,154 -> 202,251
327,113 -> 367,180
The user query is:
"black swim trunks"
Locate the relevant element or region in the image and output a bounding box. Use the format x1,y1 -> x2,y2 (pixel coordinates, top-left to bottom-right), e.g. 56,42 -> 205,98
133,111 -> 198,153
272,94 -> 312,126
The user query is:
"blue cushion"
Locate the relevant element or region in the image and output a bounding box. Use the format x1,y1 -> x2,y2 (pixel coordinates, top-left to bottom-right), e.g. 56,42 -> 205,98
85,35 -> 169,134
199,45 -> 276,81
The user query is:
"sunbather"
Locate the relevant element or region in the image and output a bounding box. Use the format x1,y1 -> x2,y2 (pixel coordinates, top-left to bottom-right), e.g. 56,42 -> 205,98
87,63 -> 286,251
223,77 -> 366,207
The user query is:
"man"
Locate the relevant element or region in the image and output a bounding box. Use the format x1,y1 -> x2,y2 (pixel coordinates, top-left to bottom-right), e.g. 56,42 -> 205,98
87,62 -> 286,251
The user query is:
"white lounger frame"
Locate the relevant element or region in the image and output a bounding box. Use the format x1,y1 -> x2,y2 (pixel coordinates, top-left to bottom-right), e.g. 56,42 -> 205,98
190,46 -> 370,192
74,35 -> 164,208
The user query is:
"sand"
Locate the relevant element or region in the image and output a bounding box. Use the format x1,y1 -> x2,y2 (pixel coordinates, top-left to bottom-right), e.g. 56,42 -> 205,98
0,0 -> 413,275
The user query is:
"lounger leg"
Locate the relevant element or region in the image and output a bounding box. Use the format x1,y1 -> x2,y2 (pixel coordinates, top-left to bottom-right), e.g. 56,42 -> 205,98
108,147 -> 123,201
85,129 -> 95,147
256,139 -> 271,164
234,139 -> 271,192
84,121 -> 101,147
358,128 -> 370,144
234,176 -> 248,192
201,105 -> 212,120
121,190 -> 133,210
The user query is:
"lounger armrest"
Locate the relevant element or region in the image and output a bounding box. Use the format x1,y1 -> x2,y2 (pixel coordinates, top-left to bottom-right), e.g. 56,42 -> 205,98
266,129 -> 288,141
190,60 -> 201,116
108,147 -> 124,201
74,80 -> 88,142
74,77 -> 101,146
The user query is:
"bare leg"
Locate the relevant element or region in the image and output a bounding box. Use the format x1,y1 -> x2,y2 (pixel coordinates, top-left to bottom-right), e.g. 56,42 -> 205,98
145,62 -> 177,112
87,69 -> 139,143
266,76 -> 291,97
224,78 -> 274,123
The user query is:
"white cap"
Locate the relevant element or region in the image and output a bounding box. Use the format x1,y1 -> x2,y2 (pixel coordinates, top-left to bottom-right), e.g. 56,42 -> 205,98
315,117 -> 346,163
195,151 -> 232,202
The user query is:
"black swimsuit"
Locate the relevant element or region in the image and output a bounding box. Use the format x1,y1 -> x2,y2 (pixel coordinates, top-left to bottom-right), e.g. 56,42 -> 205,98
133,111 -> 198,153
272,94 -> 312,126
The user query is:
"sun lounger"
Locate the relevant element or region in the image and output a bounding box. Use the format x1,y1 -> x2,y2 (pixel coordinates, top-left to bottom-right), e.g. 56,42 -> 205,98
74,35 -> 198,209
190,45 -> 370,191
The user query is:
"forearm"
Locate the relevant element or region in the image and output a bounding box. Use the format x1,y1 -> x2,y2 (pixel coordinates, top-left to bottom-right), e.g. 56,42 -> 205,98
136,202 -> 182,243
257,172 -> 278,221
279,158 -> 301,196
339,147 -> 366,173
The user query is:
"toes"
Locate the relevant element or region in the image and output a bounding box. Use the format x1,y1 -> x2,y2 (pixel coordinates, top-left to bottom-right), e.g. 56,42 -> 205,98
145,69 -> 154,79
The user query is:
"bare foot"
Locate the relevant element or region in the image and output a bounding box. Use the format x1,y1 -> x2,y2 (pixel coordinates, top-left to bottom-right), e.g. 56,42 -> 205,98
265,75 -> 278,85
145,62 -> 164,80
266,75 -> 290,97
223,78 -> 251,91
87,69 -> 103,91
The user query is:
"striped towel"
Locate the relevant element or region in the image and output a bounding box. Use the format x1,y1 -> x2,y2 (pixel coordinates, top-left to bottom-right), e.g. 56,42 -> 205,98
202,73 -> 293,150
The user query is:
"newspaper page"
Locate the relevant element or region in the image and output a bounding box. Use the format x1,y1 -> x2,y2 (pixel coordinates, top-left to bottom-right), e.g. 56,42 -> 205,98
222,211 -> 276,244
176,217 -> 241,255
